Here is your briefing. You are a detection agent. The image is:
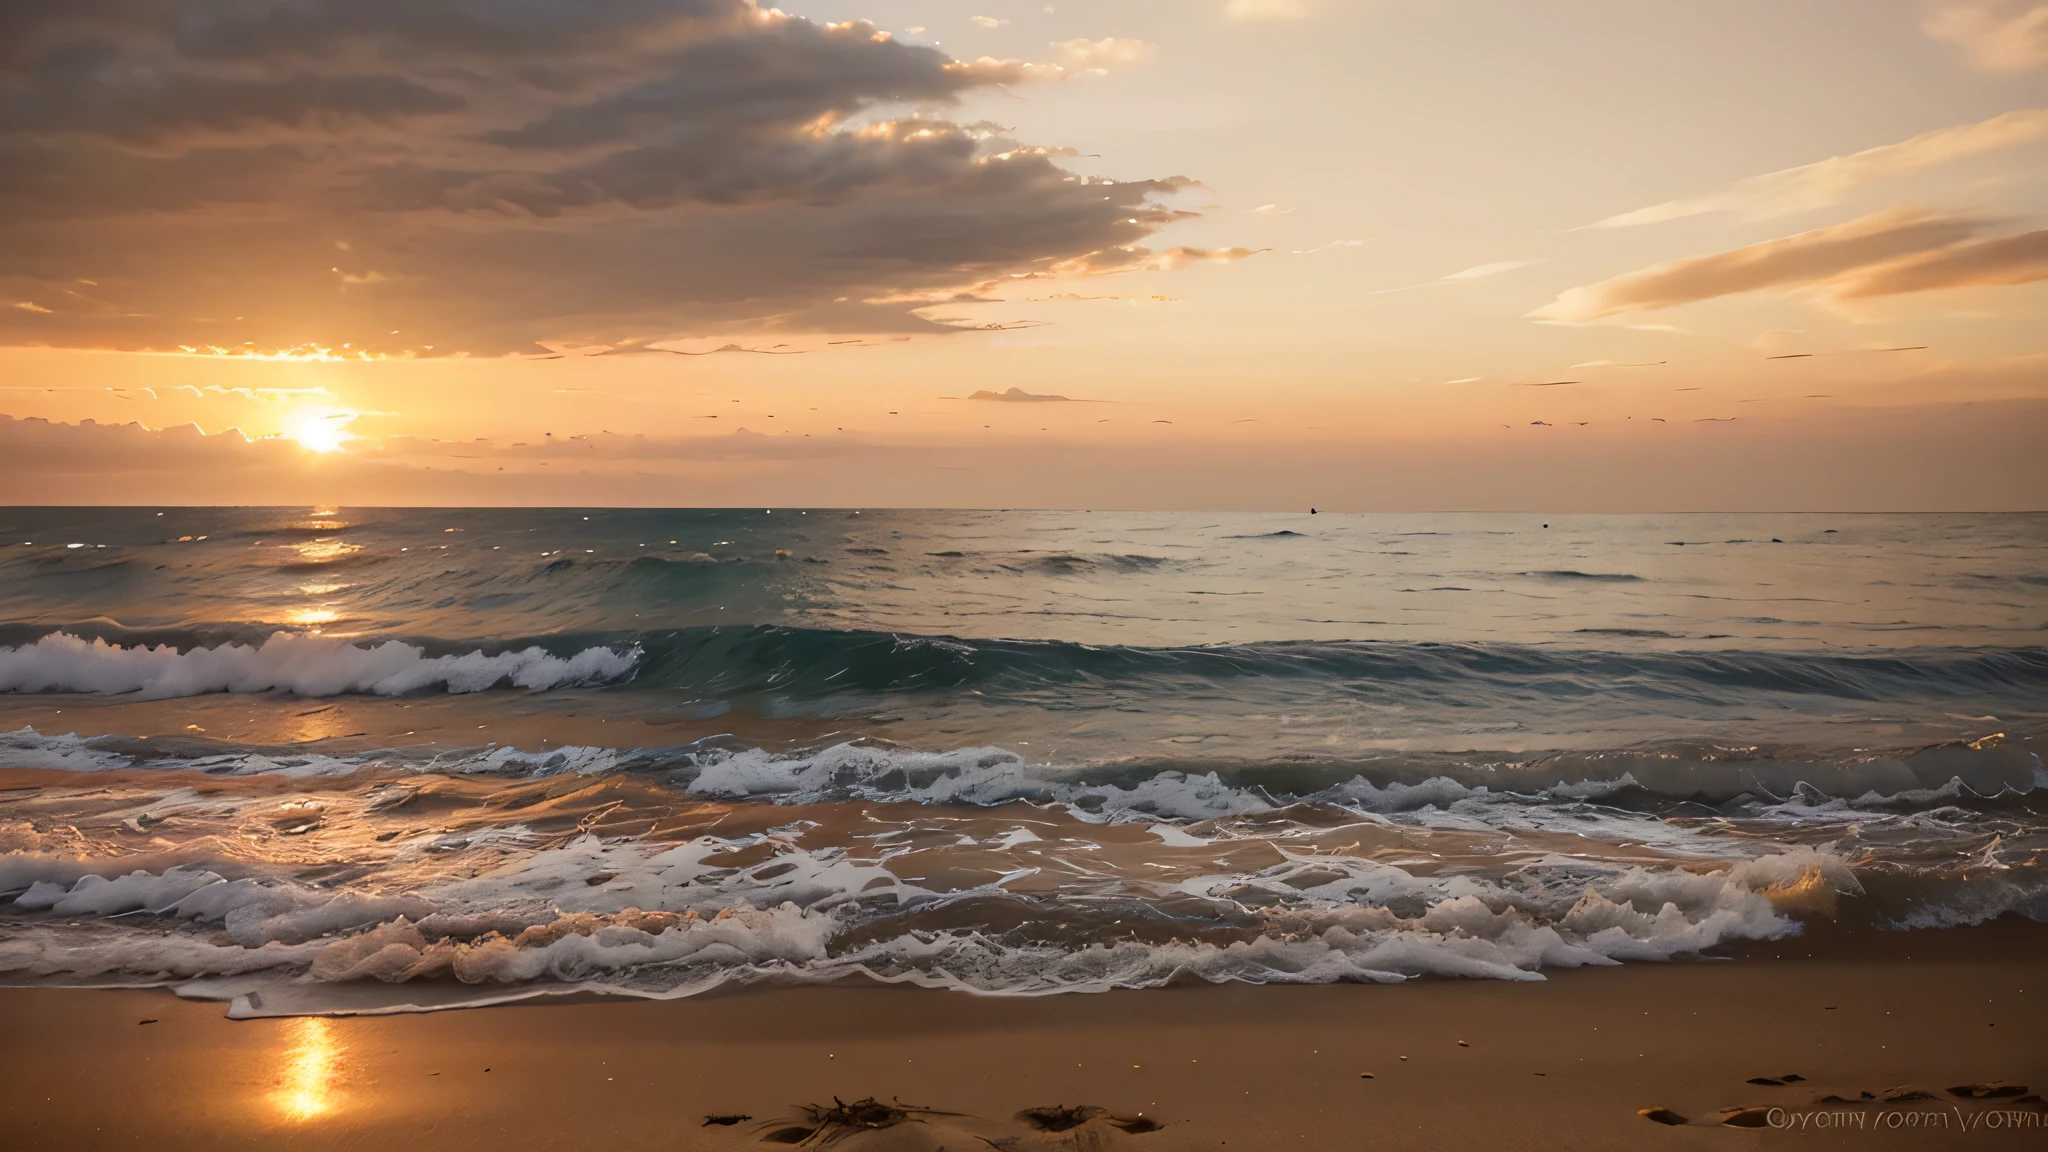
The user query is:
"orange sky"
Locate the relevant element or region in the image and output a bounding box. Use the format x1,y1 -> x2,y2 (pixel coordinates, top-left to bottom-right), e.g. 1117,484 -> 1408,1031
2,0 -> 2044,508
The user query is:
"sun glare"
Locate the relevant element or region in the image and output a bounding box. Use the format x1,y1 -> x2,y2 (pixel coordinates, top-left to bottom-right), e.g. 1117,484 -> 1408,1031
290,411 -> 356,453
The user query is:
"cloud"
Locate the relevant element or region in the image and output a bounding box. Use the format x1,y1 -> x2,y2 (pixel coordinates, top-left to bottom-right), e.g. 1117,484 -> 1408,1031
1224,0 -> 1309,20
1442,260 -> 1544,281
1585,108 -> 2048,228
10,399 -> 2047,512
1528,209 -> 2021,323
1827,227 -> 2048,298
0,1 -> 1205,356
1923,1 -> 2048,71
0,415 -> 288,473
1055,38 -> 1158,70
955,387 -> 1101,402
1370,258 -> 1541,294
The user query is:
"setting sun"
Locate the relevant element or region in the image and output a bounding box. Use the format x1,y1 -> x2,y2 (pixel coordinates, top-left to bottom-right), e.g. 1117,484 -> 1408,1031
289,411 -> 356,454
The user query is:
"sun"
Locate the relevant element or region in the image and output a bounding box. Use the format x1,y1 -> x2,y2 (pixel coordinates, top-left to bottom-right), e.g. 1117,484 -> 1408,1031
289,410 -> 356,453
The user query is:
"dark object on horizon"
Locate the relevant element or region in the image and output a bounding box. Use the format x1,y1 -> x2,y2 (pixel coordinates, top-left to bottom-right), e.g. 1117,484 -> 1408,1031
960,387 -> 1094,403
701,1114 -> 750,1127
137,1018 -> 157,1025
1637,1107 -> 1688,1125
1310,508 -> 1317,514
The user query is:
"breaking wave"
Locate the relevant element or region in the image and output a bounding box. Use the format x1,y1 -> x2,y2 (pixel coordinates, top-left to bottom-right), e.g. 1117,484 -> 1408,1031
0,840 -> 1857,1017
0,632 -> 639,698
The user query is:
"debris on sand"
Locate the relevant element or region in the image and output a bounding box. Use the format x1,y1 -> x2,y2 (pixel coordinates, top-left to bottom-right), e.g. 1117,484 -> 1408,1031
758,1096 -> 947,1144
1637,1107 -> 1687,1126
1949,1082 -> 2028,1099
1018,1105 -> 1163,1135
809,1097 -> 911,1129
1720,1107 -> 1771,1128
702,1114 -> 751,1127
1019,1105 -> 1104,1133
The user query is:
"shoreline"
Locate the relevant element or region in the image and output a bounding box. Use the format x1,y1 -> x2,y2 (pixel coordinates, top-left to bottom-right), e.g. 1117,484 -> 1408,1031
2,921 -> 2043,1150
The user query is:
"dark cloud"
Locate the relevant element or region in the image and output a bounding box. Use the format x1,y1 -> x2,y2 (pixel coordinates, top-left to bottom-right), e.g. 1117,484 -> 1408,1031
0,1 -> 1200,354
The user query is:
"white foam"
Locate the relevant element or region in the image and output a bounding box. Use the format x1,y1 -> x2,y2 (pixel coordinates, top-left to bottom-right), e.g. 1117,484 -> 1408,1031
0,838 -> 1860,1008
686,743 -> 1276,823
0,727 -> 130,772
13,866 -> 225,915
0,632 -> 638,698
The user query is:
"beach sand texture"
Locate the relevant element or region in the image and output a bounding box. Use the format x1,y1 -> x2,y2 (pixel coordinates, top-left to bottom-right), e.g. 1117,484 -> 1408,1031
3,921 -> 2042,1151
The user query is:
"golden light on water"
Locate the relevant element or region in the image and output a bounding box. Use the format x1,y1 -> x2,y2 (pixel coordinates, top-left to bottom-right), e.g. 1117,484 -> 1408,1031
292,539 -> 360,563
285,607 -> 342,626
273,1017 -> 341,1121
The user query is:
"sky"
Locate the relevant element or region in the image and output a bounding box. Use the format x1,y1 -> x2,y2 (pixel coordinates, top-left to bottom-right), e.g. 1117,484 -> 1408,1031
1,0 -> 2045,510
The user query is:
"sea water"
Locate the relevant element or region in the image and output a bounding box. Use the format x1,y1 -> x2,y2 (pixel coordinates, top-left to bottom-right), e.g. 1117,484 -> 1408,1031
0,508 -> 2041,1015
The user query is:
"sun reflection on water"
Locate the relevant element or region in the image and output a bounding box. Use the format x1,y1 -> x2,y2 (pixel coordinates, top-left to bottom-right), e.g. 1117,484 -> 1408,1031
273,1017 -> 341,1121
292,539 -> 360,563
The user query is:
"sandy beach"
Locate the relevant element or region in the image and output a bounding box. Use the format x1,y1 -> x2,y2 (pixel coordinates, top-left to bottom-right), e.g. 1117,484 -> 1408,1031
3,918 -> 2042,1151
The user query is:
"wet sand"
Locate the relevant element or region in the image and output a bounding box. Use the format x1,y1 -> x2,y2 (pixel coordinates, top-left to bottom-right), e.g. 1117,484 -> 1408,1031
2,920 -> 2043,1151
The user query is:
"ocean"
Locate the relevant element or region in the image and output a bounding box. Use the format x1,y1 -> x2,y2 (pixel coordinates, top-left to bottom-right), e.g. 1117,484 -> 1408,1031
0,507 -> 2042,1016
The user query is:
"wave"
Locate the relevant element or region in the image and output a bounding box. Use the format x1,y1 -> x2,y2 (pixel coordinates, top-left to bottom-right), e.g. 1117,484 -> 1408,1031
8,624 -> 2048,710
5,725 -> 2040,819
0,632 -> 637,698
0,840 -> 1857,1015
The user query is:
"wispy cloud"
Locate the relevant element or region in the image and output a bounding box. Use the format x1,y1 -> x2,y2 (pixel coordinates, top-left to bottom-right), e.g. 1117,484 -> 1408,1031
1372,259 -> 1542,294
1923,1 -> 2048,71
1291,239 -> 1365,255
1443,260 -> 1544,281
1583,108 -> 2048,229
1531,209 -> 2047,323
1056,38 -> 1157,70
1224,0 -> 1308,21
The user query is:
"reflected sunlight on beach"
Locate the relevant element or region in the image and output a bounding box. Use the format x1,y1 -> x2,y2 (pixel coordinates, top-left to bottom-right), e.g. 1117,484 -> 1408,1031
272,1017 -> 341,1122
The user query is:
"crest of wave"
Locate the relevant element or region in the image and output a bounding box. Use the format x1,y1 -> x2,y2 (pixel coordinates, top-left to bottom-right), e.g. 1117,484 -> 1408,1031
0,632 -> 638,697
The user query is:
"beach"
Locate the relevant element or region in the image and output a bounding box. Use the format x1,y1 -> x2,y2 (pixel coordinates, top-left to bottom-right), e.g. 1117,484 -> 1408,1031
4,918 -> 2043,1151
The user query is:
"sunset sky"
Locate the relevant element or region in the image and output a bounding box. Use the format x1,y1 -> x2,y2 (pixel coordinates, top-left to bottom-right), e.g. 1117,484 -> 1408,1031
2,0 -> 2044,509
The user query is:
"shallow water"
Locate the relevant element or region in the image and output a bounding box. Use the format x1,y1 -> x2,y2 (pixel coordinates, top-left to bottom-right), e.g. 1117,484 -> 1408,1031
0,508 -> 2043,1014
